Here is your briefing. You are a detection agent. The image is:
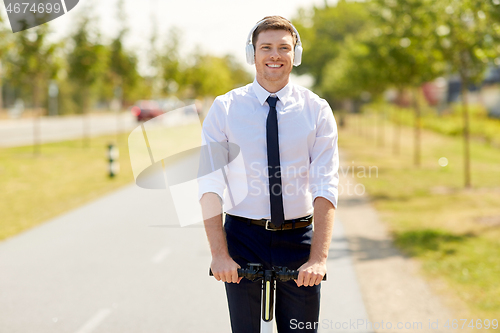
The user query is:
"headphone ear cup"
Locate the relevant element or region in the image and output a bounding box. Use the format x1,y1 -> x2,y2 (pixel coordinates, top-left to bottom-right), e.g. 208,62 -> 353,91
294,45 -> 303,66
246,44 -> 255,65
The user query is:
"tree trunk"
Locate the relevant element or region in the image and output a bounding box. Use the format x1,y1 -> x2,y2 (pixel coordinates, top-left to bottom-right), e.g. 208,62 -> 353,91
358,113 -> 362,136
82,87 -> 91,148
413,88 -> 421,167
392,105 -> 401,156
372,112 -> 376,141
393,88 -> 404,156
359,113 -> 364,137
360,113 -> 364,137
460,77 -> 471,188
116,107 -> 121,145
115,83 -> 123,145
32,76 -> 41,156
0,60 -> 3,115
377,109 -> 384,147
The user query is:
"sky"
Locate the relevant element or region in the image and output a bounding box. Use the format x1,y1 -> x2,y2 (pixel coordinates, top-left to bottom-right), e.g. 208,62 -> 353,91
41,0 -> 336,82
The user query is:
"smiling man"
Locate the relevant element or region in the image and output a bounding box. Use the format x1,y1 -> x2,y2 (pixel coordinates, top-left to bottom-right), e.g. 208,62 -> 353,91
199,16 -> 339,333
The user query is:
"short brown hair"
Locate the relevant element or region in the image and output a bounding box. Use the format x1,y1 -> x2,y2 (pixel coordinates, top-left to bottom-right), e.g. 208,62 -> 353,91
252,16 -> 298,48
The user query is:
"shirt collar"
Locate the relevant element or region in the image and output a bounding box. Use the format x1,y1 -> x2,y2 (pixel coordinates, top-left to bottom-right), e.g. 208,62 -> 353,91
252,78 -> 293,107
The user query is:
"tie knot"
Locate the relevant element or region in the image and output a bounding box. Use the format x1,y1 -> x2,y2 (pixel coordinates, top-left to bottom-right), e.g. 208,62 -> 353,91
267,96 -> 278,108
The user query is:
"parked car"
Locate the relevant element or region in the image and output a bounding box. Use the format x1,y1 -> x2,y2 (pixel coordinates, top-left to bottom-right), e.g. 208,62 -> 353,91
131,100 -> 164,122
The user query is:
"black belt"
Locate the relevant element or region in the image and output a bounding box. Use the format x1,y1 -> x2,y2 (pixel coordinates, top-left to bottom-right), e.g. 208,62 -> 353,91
226,214 -> 313,231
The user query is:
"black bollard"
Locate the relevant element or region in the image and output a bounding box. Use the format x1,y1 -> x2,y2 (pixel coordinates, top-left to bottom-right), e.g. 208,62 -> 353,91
107,143 -> 120,178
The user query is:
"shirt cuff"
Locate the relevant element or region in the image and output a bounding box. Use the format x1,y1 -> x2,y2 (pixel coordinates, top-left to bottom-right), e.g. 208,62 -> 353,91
198,179 -> 226,205
312,190 -> 338,209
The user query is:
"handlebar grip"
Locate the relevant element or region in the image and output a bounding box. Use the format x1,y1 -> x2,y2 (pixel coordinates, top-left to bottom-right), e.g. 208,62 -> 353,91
300,272 -> 327,280
285,271 -> 327,281
208,268 -> 244,276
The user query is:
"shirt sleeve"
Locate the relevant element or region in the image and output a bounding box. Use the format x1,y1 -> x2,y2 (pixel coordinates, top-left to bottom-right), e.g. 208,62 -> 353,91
197,97 -> 229,203
308,100 -> 339,209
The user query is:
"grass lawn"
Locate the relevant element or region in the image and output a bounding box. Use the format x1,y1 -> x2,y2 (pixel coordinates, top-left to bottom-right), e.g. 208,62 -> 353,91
0,122 -> 201,242
339,114 -> 500,319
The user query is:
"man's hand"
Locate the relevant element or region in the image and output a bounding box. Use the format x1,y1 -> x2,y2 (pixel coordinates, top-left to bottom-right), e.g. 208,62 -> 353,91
211,255 -> 243,284
295,260 -> 327,287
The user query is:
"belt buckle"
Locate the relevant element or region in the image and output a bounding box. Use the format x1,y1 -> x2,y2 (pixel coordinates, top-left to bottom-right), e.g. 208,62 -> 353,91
265,220 -> 276,231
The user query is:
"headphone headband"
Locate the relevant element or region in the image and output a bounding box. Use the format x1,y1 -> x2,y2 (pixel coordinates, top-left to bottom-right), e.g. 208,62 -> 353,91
245,18 -> 303,66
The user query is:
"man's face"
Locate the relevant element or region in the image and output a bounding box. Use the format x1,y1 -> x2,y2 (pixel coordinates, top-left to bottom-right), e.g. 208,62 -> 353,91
254,29 -> 294,90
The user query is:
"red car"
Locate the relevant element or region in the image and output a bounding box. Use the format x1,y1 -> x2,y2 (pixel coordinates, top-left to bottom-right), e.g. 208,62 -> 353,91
131,100 -> 164,122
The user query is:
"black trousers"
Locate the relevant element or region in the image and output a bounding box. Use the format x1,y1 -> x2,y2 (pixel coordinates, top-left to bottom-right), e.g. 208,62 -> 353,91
224,214 -> 321,333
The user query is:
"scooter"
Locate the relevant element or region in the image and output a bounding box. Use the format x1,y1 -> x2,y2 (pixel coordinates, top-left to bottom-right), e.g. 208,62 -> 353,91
210,263 -> 327,333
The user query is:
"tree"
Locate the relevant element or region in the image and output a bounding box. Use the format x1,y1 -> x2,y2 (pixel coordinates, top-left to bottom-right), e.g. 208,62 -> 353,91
0,12 -> 12,115
107,0 -> 139,106
184,52 -> 251,98
159,28 -> 253,99
292,0 -> 370,89
9,24 -> 58,154
148,7 -> 161,99
362,0 -> 445,165
303,0 -> 443,162
224,54 -> 253,91
160,26 -> 185,96
320,35 -> 389,104
67,15 -> 107,147
432,0 -> 496,188
320,35 -> 391,139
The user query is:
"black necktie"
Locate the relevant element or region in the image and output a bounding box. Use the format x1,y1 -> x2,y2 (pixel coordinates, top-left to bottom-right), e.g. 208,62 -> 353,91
266,96 -> 285,227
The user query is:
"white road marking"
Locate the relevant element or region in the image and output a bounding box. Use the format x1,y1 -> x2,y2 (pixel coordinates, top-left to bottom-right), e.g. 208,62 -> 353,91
74,308 -> 111,333
151,247 -> 171,263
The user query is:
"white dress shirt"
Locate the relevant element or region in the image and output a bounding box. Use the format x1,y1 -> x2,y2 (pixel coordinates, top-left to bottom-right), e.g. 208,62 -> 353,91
198,79 -> 339,220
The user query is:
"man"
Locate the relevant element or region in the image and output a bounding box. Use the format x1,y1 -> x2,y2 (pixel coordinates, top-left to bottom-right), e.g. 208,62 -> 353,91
199,16 -> 339,333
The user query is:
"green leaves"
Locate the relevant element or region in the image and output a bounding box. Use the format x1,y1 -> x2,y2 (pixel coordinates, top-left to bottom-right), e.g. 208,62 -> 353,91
292,0 -> 370,89
157,28 -> 252,99
294,0 -> 500,102
67,17 -> 106,88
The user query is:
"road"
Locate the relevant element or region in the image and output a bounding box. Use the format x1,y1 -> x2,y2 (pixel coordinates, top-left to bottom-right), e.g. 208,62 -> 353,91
0,182 -> 372,333
0,113 -> 138,147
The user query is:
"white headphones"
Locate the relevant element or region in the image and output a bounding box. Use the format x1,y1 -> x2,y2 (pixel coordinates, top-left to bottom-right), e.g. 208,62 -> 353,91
245,19 -> 303,66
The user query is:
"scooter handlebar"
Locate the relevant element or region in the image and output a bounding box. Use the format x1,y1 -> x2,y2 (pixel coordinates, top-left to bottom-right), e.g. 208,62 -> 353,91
209,265 -> 327,282
274,266 -> 327,282
208,267 -> 262,279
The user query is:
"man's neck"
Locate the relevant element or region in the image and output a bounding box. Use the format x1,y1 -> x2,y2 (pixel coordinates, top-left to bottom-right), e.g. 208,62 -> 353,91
256,77 -> 289,94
